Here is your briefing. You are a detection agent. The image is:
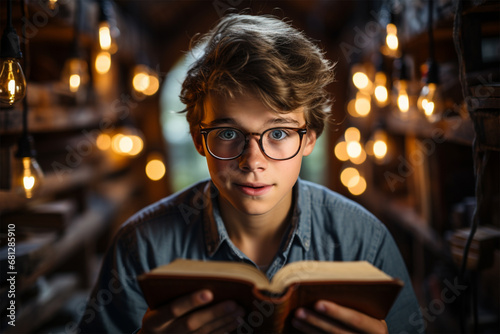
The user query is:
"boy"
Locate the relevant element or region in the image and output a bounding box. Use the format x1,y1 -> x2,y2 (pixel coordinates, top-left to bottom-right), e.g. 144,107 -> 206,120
79,14 -> 423,333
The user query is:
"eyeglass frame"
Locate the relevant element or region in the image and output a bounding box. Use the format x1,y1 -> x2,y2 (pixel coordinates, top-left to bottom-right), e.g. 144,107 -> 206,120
199,125 -> 308,161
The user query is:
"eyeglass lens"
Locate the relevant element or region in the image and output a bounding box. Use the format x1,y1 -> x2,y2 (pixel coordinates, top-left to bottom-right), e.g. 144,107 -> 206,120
205,128 -> 302,160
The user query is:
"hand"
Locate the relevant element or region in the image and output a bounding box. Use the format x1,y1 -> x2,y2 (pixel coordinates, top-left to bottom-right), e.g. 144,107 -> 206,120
139,289 -> 245,334
292,300 -> 388,334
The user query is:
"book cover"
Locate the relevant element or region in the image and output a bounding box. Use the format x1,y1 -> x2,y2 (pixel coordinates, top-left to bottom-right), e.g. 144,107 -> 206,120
138,259 -> 403,333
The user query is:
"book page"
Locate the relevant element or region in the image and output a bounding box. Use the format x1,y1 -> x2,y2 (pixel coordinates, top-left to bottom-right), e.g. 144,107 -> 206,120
148,259 -> 272,289
270,261 -> 394,293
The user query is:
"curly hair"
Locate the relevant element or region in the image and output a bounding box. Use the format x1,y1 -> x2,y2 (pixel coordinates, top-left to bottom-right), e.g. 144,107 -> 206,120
180,14 -> 335,137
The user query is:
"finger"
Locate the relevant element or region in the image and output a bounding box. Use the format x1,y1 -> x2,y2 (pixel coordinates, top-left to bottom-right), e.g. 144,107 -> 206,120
294,307 -> 354,334
180,300 -> 243,333
313,301 -> 388,334
142,289 -> 213,332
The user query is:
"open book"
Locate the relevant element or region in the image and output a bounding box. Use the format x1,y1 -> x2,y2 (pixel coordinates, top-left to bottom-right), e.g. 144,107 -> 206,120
138,259 -> 403,333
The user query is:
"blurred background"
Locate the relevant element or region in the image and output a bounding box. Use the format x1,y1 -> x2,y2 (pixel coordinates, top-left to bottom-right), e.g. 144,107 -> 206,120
0,0 -> 498,333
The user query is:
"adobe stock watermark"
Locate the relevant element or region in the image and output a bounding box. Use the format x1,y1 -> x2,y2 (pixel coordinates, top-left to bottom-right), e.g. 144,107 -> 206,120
50,94 -> 138,180
403,277 -> 467,334
60,268 -> 137,334
339,8 -> 393,63
383,73 -> 495,192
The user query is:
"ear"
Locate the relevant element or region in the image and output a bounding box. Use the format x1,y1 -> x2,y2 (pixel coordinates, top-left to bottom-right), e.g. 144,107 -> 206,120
302,130 -> 317,157
192,132 -> 206,156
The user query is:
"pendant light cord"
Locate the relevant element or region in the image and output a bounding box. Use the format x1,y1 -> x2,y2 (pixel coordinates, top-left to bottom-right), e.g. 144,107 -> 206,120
20,0 -> 29,139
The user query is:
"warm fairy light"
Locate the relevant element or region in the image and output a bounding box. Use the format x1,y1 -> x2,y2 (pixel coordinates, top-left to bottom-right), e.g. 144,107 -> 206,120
99,22 -> 112,51
146,157 -> 166,181
418,83 -> 441,122
373,140 -> 388,159
352,72 -> 370,90
348,175 -> 367,196
111,130 -> 144,156
118,135 -> 133,153
373,72 -> 388,106
386,23 -> 399,51
344,127 -> 361,143
96,133 -> 112,150
354,92 -> 371,117
350,148 -> 366,165
127,135 -> 144,156
133,67 -> 150,93
14,157 -> 44,199
395,80 -> 409,114
340,167 -> 359,187
397,89 -> 409,113
0,59 -> 26,105
374,85 -> 388,104
347,141 -> 362,159
143,73 -> 159,96
334,141 -> 349,161
69,74 -> 81,92
95,51 -> 111,74
347,99 -> 359,117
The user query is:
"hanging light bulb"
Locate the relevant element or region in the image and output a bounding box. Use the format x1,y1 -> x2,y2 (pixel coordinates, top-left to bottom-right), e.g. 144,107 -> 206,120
98,0 -> 119,54
61,0 -> 88,94
13,135 -> 44,199
417,0 -> 442,123
95,51 -> 111,74
385,23 -> 399,52
145,153 -> 166,181
132,64 -> 150,93
61,57 -> 89,93
373,71 -> 389,106
396,80 -> 410,114
418,81 -> 442,122
132,64 -> 160,97
0,59 -> 26,105
393,57 -> 411,117
0,0 -> 26,105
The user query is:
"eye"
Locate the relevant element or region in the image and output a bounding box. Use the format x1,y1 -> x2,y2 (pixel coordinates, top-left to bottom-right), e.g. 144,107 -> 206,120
269,129 -> 288,140
217,129 -> 238,140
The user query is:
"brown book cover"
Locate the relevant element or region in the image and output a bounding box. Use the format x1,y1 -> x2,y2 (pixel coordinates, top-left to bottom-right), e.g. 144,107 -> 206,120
138,259 -> 403,333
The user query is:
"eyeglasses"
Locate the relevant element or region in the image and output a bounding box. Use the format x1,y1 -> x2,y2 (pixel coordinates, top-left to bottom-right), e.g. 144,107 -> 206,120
199,126 -> 308,161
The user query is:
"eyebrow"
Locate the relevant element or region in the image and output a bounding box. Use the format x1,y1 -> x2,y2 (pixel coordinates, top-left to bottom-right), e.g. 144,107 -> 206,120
205,117 -> 301,127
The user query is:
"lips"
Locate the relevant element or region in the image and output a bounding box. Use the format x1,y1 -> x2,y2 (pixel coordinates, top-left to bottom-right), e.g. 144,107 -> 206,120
235,183 -> 273,196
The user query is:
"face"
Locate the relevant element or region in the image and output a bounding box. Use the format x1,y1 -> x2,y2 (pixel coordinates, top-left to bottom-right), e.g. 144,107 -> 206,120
193,94 -> 317,218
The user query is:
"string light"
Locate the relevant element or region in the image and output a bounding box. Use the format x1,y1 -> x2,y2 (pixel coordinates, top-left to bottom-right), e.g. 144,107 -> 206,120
417,0 -> 442,122
132,64 -> 160,96
12,0 -> 45,199
373,71 -> 389,106
354,92 -> 371,117
98,0 -> 119,54
95,51 -> 111,74
145,153 -> 166,181
111,128 -> 144,157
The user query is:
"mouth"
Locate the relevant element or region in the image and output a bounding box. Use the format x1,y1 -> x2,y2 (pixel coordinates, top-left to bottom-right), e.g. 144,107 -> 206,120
235,183 -> 273,196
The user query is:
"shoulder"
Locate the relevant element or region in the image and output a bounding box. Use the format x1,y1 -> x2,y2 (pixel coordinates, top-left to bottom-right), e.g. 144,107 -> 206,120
116,179 -> 211,241
298,179 -> 380,226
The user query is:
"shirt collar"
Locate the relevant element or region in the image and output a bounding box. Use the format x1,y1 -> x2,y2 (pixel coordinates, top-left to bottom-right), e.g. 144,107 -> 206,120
203,178 -> 312,257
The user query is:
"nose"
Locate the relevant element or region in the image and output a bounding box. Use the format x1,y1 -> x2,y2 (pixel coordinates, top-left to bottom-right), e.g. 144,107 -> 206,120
238,137 -> 268,172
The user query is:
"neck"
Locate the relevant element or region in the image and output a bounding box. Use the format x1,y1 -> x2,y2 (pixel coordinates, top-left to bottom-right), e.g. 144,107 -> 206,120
219,192 -> 293,266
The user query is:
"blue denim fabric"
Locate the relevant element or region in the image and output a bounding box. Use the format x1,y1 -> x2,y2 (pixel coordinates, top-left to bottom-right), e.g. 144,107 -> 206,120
78,178 -> 424,333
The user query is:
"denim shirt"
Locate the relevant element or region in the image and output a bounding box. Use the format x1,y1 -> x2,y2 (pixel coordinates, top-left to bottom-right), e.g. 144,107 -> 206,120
78,179 -> 424,333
